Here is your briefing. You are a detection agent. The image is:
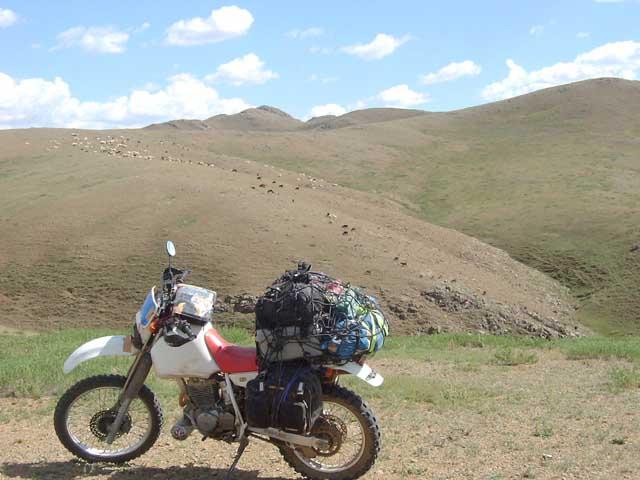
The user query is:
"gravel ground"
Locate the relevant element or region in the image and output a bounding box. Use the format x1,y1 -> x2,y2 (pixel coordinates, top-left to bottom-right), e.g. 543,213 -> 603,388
2,350 -> 639,479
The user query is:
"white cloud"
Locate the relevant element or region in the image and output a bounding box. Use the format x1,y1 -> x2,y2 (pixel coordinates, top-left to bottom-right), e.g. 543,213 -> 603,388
287,27 -> 323,39
376,84 -> 429,107
348,99 -> 368,111
420,60 -> 482,85
309,46 -> 331,55
205,53 -> 278,86
342,33 -> 409,60
0,7 -> 16,28
482,40 -> 640,101
133,22 -> 151,33
54,26 -> 129,54
139,81 -> 160,92
309,73 -> 338,84
165,5 -> 253,46
529,24 -> 545,36
0,72 -> 251,129
577,32 -> 591,38
308,103 -> 347,118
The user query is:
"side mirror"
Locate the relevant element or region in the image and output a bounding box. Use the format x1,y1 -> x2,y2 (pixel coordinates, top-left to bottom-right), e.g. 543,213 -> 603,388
166,240 -> 176,257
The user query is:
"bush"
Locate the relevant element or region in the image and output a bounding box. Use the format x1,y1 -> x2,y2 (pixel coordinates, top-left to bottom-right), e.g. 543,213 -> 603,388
557,337 -> 640,362
608,366 -> 640,393
493,348 -> 538,366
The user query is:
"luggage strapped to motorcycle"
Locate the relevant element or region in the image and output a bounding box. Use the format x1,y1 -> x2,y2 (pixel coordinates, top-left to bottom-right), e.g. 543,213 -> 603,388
254,268 -> 389,368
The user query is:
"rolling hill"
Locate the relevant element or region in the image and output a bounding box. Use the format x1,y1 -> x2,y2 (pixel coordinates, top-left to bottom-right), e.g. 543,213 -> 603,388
204,105 -> 303,131
0,128 -> 578,337
143,77 -> 640,334
2,77 -> 637,336
147,106 -> 427,132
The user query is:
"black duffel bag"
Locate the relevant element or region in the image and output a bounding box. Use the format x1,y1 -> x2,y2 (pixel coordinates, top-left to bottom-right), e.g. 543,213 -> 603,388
255,281 -> 324,333
246,363 -> 323,434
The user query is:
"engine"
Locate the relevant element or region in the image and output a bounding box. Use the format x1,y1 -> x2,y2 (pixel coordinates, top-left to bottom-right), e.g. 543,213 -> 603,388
171,378 -> 236,441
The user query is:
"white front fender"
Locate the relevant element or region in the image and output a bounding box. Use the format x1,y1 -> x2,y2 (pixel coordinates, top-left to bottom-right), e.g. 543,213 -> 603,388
63,336 -> 133,374
332,362 -> 384,387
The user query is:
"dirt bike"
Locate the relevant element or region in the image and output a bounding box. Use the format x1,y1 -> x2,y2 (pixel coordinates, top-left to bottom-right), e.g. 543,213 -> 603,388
54,241 -> 384,480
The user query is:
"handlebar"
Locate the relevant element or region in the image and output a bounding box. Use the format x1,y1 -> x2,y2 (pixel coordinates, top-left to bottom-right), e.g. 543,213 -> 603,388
162,266 -> 186,283
157,265 -> 198,346
159,265 -> 193,315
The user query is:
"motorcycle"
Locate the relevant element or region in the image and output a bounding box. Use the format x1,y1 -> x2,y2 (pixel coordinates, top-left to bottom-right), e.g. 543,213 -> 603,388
54,241 -> 384,480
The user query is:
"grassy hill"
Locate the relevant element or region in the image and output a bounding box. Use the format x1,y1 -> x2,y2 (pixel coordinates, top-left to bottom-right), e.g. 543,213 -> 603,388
0,128 -> 577,337
2,77 -> 637,336
160,78 -> 639,335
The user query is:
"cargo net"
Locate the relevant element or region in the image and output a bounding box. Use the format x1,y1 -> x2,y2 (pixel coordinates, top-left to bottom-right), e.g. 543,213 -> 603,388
255,266 -> 389,367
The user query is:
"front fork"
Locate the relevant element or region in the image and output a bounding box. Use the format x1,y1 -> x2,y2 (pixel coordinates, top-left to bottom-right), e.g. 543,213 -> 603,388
105,348 -> 153,443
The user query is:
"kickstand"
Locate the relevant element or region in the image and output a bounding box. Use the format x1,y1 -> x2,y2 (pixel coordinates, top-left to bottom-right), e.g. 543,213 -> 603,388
224,434 -> 249,480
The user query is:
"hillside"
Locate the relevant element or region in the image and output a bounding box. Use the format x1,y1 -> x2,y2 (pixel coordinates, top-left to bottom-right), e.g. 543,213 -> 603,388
3,77 -> 638,336
148,106 -> 428,132
0,129 -> 579,337
204,105 -> 303,131
145,119 -> 210,130
305,108 -> 427,130
145,106 -> 303,132
137,78 -> 640,334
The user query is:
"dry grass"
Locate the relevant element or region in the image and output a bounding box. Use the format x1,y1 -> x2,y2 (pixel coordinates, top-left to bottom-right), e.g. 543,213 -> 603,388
0,127 -> 578,337
608,366 -> 640,393
141,78 -> 640,335
2,332 -> 640,479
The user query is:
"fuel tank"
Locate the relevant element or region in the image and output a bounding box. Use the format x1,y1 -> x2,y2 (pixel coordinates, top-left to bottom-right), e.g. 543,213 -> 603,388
151,322 -> 220,378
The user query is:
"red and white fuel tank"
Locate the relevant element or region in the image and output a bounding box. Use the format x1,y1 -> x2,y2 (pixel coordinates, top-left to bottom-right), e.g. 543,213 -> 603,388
151,323 -> 257,379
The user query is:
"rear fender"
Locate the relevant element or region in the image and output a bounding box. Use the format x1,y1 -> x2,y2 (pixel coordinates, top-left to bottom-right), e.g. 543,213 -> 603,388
63,336 -> 134,374
330,362 -> 384,387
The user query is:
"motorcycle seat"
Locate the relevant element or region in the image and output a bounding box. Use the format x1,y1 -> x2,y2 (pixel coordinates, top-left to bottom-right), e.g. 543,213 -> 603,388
204,328 -> 258,374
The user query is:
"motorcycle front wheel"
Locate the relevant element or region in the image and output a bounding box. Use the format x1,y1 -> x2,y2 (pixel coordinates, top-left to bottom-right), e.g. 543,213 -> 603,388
54,374 -> 163,464
279,384 -> 381,480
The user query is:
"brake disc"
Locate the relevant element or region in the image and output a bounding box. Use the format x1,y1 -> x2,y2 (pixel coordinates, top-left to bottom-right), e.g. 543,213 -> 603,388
305,414 -> 347,458
89,409 -> 132,440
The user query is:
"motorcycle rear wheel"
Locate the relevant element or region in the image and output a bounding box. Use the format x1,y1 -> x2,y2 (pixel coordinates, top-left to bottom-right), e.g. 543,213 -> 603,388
279,384 -> 381,480
54,374 -> 163,464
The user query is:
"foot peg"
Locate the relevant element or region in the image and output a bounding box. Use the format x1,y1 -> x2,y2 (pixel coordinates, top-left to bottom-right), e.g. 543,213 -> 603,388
171,416 -> 194,441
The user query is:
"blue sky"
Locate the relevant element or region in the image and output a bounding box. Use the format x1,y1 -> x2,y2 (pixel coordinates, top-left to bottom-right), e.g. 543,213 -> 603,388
0,0 -> 639,128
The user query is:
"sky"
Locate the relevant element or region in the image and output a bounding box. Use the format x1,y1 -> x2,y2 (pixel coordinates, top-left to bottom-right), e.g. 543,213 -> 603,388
0,0 -> 639,129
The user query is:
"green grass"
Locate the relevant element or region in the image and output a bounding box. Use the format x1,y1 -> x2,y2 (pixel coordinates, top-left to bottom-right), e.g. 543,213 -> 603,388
379,334 -> 640,363
493,348 -> 538,366
0,327 -> 252,399
533,419 -> 554,438
380,333 -> 548,359
342,375 -> 496,409
3,329 -> 640,410
608,366 -> 640,393
558,336 -> 640,361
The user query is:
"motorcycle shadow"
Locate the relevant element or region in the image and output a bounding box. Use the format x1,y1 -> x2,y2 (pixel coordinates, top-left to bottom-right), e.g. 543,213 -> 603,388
0,460 -> 294,479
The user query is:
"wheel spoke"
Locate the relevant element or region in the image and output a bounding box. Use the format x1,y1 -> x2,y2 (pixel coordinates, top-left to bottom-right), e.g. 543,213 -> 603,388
293,397 -> 367,473
65,387 -> 153,459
